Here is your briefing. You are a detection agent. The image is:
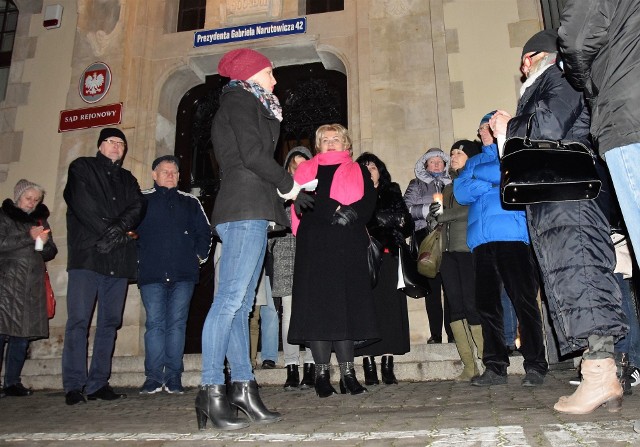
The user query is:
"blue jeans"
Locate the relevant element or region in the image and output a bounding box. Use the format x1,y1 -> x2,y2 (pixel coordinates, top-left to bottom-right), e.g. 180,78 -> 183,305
605,144 -> 640,266
614,274 -> 640,367
259,277 -> 279,363
0,336 -> 29,387
201,220 -> 268,385
140,281 -> 195,384
501,288 -> 518,347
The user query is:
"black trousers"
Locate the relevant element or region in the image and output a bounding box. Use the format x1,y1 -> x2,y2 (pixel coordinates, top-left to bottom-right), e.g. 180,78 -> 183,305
440,251 -> 479,324
473,242 -> 548,375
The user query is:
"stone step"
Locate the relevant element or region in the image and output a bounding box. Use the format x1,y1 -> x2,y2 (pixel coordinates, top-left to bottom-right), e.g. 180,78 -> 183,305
20,343 -> 526,390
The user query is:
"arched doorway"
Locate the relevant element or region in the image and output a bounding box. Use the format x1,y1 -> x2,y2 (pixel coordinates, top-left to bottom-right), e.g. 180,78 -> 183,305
175,62 -> 347,354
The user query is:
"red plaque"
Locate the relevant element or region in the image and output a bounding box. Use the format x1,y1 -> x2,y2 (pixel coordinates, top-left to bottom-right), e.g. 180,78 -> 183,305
59,103 -> 123,132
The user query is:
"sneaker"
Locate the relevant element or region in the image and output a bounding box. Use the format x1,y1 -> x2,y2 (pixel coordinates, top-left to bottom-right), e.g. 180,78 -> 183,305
165,377 -> 184,394
470,369 -> 507,387
521,370 -> 545,387
262,359 -> 277,369
630,367 -> 640,387
139,379 -> 163,394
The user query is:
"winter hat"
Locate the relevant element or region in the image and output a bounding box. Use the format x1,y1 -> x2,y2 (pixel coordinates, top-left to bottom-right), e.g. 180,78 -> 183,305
451,139 -> 481,159
14,179 -> 44,203
218,48 -> 272,81
423,147 -> 450,165
521,28 -> 559,58
152,155 -> 180,171
97,127 -> 127,148
479,110 -> 497,127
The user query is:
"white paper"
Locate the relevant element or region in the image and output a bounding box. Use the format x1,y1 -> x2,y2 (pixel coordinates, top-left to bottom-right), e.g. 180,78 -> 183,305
300,179 -> 318,192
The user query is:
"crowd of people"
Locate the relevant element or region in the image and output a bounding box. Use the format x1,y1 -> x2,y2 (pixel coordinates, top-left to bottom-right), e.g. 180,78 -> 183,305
1,0 -> 639,431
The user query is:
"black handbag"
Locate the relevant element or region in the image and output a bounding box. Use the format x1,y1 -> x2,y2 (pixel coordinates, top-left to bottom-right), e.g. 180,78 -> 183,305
397,238 -> 431,299
367,230 -> 384,288
500,115 -> 601,205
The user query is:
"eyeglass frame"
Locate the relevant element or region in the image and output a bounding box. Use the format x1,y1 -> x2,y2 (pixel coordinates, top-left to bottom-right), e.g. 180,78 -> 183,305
522,51 -> 542,66
103,139 -> 126,148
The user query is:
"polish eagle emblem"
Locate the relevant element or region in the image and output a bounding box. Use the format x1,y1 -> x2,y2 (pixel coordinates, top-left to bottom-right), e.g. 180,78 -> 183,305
84,71 -> 105,96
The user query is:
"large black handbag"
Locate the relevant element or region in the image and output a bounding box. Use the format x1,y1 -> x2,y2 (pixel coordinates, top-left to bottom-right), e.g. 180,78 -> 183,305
500,115 -> 601,205
397,234 -> 431,299
367,230 -> 384,288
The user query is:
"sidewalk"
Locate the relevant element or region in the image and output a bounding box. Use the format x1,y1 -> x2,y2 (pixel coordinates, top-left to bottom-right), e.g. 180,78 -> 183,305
1,369 -> 639,446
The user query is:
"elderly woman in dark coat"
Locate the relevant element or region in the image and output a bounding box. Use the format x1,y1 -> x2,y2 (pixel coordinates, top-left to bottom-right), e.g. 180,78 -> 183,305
0,179 -> 57,397
354,152 -> 413,385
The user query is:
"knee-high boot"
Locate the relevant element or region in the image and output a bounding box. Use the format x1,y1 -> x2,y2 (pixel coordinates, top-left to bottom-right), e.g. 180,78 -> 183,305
195,385 -> 249,431
450,320 -> 479,381
469,323 -> 484,361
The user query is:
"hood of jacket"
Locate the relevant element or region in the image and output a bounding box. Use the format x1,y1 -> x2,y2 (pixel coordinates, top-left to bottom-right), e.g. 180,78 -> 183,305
1,198 -> 50,223
283,146 -> 313,169
414,149 -> 452,186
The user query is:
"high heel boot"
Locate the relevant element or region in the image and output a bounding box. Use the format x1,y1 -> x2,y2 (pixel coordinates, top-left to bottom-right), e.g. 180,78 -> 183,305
554,357 -> 623,414
228,380 -> 282,424
339,361 -> 368,395
363,356 -> 380,385
300,363 -> 315,389
284,365 -> 300,391
381,355 -> 399,384
314,363 -> 337,398
195,384 -> 249,431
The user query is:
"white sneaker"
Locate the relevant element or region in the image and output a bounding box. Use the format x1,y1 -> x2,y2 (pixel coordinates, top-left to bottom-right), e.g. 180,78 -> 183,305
630,367 -> 640,387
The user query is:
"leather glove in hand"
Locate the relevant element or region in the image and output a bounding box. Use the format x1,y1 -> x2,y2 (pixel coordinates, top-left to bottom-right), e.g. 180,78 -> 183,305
294,192 -> 315,215
96,220 -> 128,254
428,202 -> 441,218
426,216 -> 439,233
331,205 -> 358,226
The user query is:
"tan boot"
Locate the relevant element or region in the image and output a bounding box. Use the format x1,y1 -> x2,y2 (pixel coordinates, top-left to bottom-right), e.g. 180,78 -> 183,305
469,324 -> 484,361
450,320 -> 479,381
553,357 -> 622,414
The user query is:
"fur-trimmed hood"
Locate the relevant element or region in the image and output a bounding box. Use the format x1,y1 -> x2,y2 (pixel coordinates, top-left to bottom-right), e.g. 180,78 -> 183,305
1,198 -> 50,223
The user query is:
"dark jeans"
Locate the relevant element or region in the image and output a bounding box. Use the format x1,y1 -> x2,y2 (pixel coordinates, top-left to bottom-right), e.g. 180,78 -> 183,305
425,274 -> 453,340
440,251 -> 479,324
0,335 -> 29,387
473,242 -> 548,376
62,269 -> 128,394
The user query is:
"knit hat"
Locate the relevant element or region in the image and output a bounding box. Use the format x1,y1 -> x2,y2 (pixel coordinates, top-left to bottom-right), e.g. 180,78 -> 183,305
479,110 -> 497,127
97,127 -> 127,148
451,139 -> 481,159
152,155 -> 180,171
218,48 -> 272,81
521,29 -> 559,58
14,179 -> 44,203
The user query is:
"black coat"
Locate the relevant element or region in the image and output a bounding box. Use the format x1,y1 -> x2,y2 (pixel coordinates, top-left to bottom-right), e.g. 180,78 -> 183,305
63,152 -> 144,279
368,182 -> 414,252
210,86 -> 293,228
0,200 -> 57,339
559,0 -> 640,154
507,64 -> 627,354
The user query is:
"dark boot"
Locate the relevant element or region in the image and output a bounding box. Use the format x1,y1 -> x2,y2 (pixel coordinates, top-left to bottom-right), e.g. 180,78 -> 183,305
300,363 -> 315,389
228,380 -> 282,424
381,355 -> 399,384
284,365 -> 300,391
362,356 -> 380,385
616,352 -> 632,395
195,385 -> 249,431
314,363 -> 337,398
339,362 -> 368,395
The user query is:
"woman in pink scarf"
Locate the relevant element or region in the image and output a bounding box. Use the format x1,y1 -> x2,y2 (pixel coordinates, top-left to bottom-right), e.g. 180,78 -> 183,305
287,124 -> 379,398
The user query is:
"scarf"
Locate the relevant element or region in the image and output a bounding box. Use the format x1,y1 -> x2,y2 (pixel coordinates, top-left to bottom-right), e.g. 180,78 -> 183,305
226,80 -> 283,122
290,150 -> 364,235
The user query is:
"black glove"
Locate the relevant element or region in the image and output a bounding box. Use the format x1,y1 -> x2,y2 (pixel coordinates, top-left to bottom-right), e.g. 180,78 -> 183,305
428,202 -> 441,218
293,192 -> 315,215
96,220 -> 128,254
392,229 -> 407,247
331,205 -> 358,226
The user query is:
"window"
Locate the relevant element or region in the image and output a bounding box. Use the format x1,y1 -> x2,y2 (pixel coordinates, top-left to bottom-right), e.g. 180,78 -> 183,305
177,0 -> 206,32
0,0 -> 17,101
305,0 -> 344,15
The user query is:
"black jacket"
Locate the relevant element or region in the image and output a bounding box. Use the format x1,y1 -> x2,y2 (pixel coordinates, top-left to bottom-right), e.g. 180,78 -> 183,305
558,0 -> 640,154
0,200 -> 57,339
210,86 -> 293,228
367,182 -> 413,253
63,151 -> 144,279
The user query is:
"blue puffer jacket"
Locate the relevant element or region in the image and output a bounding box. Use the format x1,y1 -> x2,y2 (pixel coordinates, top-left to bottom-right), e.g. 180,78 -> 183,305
453,143 -> 529,251
136,184 -> 212,286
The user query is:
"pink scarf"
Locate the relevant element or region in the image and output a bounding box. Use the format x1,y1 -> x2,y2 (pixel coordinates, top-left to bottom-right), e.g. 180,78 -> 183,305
291,150 -> 364,235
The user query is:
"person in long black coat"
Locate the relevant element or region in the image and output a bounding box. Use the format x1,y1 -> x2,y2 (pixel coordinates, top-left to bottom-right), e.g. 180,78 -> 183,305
353,152 -> 413,385
288,124 -> 378,398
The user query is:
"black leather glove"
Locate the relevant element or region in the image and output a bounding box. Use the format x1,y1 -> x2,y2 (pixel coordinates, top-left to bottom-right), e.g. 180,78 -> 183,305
96,220 -> 128,254
428,202 -> 441,218
392,229 -> 407,247
331,205 -> 358,226
293,192 -> 315,215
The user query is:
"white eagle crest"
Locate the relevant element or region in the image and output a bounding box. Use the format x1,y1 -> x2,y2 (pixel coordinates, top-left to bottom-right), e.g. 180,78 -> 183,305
84,72 -> 105,96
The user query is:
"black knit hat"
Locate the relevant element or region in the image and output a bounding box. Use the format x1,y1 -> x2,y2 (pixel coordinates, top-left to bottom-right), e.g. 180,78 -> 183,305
152,155 -> 180,170
451,140 -> 481,159
97,127 -> 127,148
521,29 -> 559,58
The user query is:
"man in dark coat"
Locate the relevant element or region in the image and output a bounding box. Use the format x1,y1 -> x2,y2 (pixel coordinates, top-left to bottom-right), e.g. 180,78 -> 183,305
62,127 -> 145,405
558,0 -> 640,269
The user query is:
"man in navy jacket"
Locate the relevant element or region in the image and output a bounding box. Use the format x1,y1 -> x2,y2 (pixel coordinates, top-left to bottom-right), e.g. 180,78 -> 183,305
136,155 -> 212,394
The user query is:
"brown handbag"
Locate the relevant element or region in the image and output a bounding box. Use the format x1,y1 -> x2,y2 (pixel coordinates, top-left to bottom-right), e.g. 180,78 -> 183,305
45,269 -> 55,319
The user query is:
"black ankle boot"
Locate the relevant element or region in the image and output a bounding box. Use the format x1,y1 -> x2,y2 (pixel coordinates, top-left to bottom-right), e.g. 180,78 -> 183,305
228,380 -> 282,424
284,365 -> 300,391
339,362 -> 367,395
362,356 -> 380,385
616,352 -> 632,395
314,363 -> 337,398
381,355 -> 398,385
195,385 -> 249,431
300,363 -> 315,389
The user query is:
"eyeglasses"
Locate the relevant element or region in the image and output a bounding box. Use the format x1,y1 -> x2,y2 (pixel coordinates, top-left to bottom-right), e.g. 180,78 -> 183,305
522,51 -> 542,66
104,139 -> 126,148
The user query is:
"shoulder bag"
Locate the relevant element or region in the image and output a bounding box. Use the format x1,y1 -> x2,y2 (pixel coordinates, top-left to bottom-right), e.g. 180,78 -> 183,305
45,269 -> 55,319
417,226 -> 442,278
397,234 -> 431,298
500,115 -> 601,205
367,229 -> 384,288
